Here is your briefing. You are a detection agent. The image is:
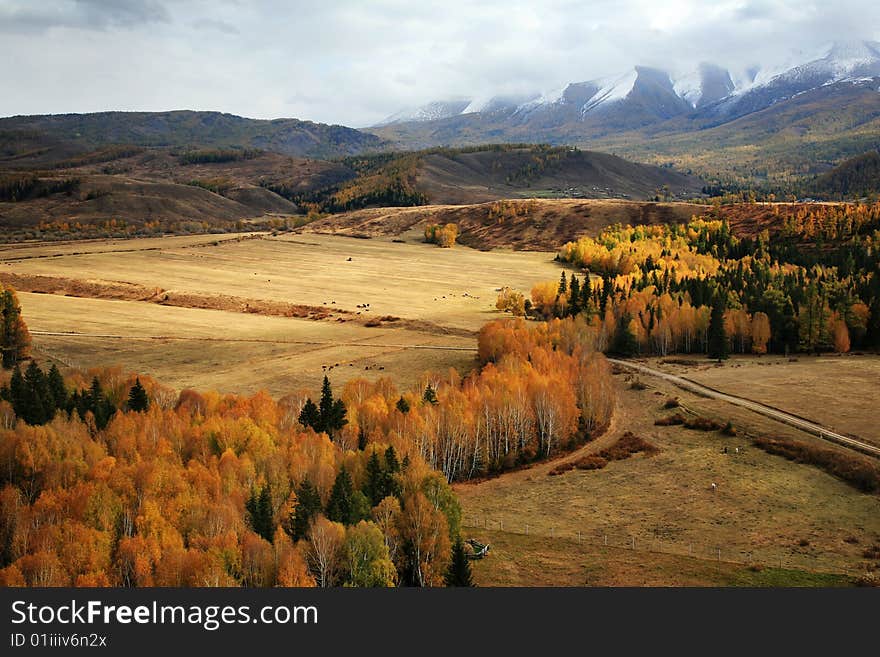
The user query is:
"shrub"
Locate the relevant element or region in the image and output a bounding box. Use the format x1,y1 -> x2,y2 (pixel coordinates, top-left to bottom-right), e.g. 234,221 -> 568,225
548,462 -> 575,476
721,421 -> 738,436
598,432 -> 658,461
573,455 -> 608,470
663,397 -> 680,409
752,435 -> 880,493
683,416 -> 723,431
655,413 -> 686,426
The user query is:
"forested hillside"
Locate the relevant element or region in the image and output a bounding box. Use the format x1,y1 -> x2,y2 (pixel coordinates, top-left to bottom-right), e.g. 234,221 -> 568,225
495,203 -> 880,357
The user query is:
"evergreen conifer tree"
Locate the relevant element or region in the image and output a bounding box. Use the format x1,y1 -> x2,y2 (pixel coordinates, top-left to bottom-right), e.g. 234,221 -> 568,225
444,538 -> 474,587
326,466 -> 355,524
708,297 -> 730,360
127,377 -> 149,412
290,478 -> 322,541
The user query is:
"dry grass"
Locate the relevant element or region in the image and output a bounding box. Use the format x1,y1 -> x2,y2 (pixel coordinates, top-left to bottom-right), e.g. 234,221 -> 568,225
455,372 -> 880,580
657,355 -> 880,447
7,233 -> 562,394
466,530 -> 853,587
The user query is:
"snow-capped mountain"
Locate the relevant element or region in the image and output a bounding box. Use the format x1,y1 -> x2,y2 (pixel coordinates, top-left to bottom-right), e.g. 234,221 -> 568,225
375,99 -> 472,126
674,63 -> 735,109
701,40 -> 880,120
374,40 -> 880,145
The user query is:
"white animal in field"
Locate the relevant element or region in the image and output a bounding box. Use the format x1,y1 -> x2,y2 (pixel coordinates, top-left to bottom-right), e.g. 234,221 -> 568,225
710,482 -> 717,492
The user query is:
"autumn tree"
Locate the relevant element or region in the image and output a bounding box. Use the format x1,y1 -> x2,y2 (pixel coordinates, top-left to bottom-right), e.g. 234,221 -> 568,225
306,516 -> 345,587
751,312 -> 771,354
495,287 -> 526,316
1,287 -> 30,369
342,521 -> 396,587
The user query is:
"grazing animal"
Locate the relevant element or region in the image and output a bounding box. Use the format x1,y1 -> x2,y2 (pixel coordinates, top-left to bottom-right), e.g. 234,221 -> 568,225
710,482 -> 717,492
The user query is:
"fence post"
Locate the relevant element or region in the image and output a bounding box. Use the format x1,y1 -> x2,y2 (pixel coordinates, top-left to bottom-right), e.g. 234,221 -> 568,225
717,547 -> 721,561
632,536 -> 635,550
604,534 -> 608,546
550,527 -> 554,538
525,524 -> 529,535
499,518 -> 503,531
578,530 -> 581,543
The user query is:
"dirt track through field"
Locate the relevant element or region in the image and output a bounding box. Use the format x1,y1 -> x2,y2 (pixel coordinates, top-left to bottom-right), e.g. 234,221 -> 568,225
610,359 -> 880,459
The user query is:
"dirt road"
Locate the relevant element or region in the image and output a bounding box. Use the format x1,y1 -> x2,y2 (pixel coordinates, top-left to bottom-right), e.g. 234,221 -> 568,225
610,359 -> 880,459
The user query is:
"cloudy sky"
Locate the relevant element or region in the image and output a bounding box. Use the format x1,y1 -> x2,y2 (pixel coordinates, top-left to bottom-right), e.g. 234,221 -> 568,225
1,0 -> 878,126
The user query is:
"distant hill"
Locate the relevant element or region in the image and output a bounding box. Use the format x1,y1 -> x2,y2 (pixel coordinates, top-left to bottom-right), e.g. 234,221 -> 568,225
808,150 -> 880,199
305,145 -> 703,212
0,110 -> 385,163
0,146 -> 356,236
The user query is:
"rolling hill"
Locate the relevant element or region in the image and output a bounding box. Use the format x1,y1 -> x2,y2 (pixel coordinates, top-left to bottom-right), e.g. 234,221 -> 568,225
307,145 -> 704,212
807,150 -> 880,199
0,146 -> 357,236
0,110 -> 385,164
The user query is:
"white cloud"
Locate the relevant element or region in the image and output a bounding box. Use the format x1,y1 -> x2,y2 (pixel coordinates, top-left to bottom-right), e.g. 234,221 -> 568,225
0,0 -> 877,126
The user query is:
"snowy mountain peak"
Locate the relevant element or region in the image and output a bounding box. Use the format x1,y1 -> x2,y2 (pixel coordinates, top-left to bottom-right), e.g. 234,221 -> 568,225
674,63 -> 734,108
376,99 -> 471,126
581,69 -> 639,114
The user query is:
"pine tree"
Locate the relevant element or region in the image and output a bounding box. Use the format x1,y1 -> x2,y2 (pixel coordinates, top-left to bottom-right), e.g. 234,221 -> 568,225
708,297 -> 729,360
47,364 -> 67,411
423,384 -> 438,405
364,451 -> 385,505
246,486 -> 274,542
600,275 -> 612,315
298,398 -> 320,432
85,377 -> 116,430
290,478 -> 322,541
444,538 -> 474,587
318,376 -> 334,433
8,364 -> 25,420
558,271 -> 567,295
23,360 -> 51,425
326,466 -> 355,524
328,398 -> 348,437
580,275 -> 593,317
357,426 -> 368,450
610,313 -> 638,357
569,275 -> 581,316
383,446 -> 402,499
395,396 -> 410,414
127,377 -> 149,412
